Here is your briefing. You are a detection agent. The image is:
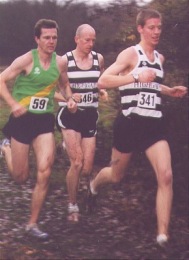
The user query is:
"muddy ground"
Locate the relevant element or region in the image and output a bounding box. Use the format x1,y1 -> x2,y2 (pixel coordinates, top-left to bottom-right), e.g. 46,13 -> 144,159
0,145 -> 188,260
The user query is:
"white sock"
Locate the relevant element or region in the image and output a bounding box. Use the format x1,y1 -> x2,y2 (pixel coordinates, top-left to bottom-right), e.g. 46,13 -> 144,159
157,234 -> 168,245
90,181 -> 98,195
26,223 -> 37,230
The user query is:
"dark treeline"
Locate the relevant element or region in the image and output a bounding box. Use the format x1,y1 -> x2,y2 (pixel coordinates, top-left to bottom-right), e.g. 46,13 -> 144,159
0,0 -> 188,156
0,0 -> 188,83
0,0 -> 138,64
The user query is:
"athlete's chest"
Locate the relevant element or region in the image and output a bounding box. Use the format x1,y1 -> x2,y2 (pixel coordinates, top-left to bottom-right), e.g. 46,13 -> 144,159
74,58 -> 93,70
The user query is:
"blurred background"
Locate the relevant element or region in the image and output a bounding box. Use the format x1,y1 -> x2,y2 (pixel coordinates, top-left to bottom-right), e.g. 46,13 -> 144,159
0,0 -> 188,259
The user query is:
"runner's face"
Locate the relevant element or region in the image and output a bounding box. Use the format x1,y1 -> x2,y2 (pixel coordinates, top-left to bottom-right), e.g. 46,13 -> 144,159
138,18 -> 162,46
36,28 -> 58,54
76,31 -> 96,54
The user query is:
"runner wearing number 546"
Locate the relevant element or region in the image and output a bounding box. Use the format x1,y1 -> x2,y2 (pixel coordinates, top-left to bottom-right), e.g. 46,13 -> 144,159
0,19 -> 77,239
56,24 -> 108,222
87,9 -> 187,246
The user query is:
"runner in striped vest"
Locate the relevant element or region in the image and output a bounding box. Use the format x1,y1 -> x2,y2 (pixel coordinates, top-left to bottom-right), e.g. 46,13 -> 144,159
87,9 -> 187,246
56,24 -> 108,222
119,44 -> 163,119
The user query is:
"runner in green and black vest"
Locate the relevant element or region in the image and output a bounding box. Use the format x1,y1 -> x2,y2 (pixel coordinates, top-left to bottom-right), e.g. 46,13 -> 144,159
0,19 -> 77,239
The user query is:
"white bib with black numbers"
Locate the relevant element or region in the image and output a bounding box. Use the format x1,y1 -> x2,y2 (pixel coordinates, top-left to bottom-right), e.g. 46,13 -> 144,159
29,96 -> 49,111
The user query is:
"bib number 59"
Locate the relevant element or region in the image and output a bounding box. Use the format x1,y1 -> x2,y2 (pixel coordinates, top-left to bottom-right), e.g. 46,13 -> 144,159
29,97 -> 49,111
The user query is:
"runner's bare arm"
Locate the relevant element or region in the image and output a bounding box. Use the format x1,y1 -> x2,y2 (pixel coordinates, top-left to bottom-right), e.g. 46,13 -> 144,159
97,53 -> 108,101
0,52 -> 31,116
98,47 -> 157,89
160,85 -> 187,97
54,91 -> 66,102
57,55 -> 78,112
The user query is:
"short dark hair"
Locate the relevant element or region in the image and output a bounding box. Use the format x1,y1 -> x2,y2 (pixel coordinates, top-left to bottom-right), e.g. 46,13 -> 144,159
34,19 -> 59,38
136,9 -> 162,27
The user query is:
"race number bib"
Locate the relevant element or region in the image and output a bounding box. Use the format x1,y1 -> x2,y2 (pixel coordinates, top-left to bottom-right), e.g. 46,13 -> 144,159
137,92 -> 157,109
80,92 -> 93,104
29,97 -> 49,111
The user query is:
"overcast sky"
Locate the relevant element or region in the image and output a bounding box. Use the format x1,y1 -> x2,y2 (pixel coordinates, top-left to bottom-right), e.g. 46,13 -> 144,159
0,0 -> 153,7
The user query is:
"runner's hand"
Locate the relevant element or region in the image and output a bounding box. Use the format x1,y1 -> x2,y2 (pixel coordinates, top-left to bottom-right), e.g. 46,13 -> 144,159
67,97 -> 77,113
169,86 -> 187,97
11,102 -> 27,117
139,69 -> 156,82
72,93 -> 81,103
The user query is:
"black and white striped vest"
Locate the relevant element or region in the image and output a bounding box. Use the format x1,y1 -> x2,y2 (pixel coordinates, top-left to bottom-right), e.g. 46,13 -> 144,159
119,44 -> 164,118
63,51 -> 101,109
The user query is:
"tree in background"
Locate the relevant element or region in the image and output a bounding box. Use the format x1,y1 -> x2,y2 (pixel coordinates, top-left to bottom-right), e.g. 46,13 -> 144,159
0,0 -> 188,159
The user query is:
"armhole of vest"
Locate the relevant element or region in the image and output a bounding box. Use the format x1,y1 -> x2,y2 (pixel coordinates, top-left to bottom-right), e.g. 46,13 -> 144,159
65,52 -> 69,66
135,45 -> 143,57
52,52 -> 59,72
66,52 -> 69,59
31,49 -> 36,59
154,50 -> 158,59
31,49 -> 38,67
67,51 -> 76,66
52,52 -> 56,64
129,46 -> 141,75
92,51 -> 97,60
92,51 -> 100,68
155,50 -> 164,71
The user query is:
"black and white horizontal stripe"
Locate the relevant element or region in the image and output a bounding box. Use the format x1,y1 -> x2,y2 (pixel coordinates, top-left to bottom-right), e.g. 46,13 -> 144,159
119,44 -> 164,118
59,51 -> 101,109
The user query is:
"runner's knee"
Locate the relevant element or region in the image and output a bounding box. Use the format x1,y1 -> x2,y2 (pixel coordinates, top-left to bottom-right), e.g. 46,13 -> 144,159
36,167 -> 51,189
158,168 -> 173,187
71,156 -> 84,172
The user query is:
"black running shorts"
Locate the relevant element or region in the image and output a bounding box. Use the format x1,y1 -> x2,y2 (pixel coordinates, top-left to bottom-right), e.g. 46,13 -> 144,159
3,112 -> 55,144
56,107 -> 98,138
113,113 -> 168,153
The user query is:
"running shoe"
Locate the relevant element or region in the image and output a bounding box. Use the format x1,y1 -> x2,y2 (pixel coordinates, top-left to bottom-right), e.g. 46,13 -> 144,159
25,224 -> 49,240
0,138 -> 11,158
156,234 -> 168,247
62,141 -> 66,150
67,203 -> 80,222
86,181 -> 97,214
